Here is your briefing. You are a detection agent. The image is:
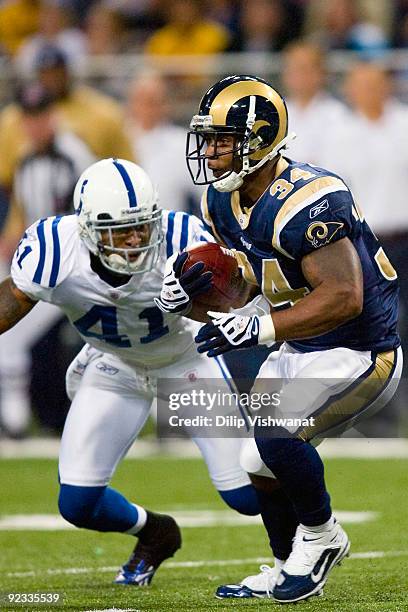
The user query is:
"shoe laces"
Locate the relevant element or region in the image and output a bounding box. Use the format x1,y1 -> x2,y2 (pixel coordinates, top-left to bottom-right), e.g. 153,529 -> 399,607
258,564 -> 276,597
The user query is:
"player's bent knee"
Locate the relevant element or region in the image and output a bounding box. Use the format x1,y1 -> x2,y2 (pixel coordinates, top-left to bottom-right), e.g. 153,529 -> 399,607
58,484 -> 106,528
255,433 -> 307,468
218,484 -> 260,516
249,473 -> 282,494
240,437 -> 276,478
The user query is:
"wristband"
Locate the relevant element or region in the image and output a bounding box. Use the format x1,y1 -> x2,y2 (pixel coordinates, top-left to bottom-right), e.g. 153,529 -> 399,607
258,314 -> 276,346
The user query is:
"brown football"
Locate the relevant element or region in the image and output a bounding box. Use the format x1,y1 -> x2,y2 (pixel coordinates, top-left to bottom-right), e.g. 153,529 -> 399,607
182,242 -> 250,322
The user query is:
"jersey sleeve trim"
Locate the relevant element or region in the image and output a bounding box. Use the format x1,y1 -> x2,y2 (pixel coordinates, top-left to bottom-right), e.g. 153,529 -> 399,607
30,216 -> 63,287
190,218 -> 215,245
49,216 -> 63,287
179,212 -> 189,251
272,176 -> 348,258
164,211 -> 214,258
32,218 -> 47,284
165,211 -> 175,258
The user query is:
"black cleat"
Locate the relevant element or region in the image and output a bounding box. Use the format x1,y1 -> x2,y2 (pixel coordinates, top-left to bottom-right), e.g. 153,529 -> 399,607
115,511 -> 182,586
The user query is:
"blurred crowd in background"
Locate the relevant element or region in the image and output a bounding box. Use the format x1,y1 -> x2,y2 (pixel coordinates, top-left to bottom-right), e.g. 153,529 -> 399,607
0,0 -> 408,439
2,0 -> 408,62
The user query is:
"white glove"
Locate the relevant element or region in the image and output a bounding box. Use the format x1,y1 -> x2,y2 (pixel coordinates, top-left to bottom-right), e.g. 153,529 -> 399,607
154,252 -> 213,313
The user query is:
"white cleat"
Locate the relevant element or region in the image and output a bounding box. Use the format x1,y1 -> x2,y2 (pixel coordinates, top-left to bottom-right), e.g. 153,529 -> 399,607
272,517 -> 350,604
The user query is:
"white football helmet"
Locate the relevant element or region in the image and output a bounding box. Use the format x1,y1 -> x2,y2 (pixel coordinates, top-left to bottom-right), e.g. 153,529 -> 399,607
74,158 -> 163,275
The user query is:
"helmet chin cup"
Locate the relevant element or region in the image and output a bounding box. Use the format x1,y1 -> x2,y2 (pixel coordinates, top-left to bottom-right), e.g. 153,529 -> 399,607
213,171 -> 244,192
99,245 -> 157,276
105,252 -> 128,272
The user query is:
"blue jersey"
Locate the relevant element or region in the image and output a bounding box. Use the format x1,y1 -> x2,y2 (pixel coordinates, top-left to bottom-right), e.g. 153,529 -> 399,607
201,157 -> 400,353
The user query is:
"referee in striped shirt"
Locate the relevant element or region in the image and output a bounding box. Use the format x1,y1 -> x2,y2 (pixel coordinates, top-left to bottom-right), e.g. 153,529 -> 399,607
6,82 -> 95,243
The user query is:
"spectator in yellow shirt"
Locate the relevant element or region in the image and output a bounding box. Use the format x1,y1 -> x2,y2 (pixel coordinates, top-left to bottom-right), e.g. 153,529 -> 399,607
0,45 -> 134,190
0,0 -> 40,56
145,0 -> 230,56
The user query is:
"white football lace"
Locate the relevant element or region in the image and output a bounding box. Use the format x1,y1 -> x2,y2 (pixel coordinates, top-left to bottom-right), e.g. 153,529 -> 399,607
258,564 -> 276,598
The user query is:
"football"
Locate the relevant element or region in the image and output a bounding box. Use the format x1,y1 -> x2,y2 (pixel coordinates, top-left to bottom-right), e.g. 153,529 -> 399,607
182,242 -> 250,322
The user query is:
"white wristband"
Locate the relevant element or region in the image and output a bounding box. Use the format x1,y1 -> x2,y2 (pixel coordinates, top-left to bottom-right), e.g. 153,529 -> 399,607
258,314 -> 276,346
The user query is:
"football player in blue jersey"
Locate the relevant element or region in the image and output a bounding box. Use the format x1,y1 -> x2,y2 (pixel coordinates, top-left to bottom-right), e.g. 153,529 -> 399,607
156,75 -> 402,603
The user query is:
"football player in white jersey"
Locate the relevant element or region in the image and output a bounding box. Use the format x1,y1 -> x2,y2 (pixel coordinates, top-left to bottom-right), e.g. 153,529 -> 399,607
0,158 -> 259,587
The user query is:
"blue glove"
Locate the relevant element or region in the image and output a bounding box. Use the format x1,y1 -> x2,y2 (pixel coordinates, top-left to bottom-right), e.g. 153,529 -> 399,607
154,251 -> 213,313
195,311 -> 261,357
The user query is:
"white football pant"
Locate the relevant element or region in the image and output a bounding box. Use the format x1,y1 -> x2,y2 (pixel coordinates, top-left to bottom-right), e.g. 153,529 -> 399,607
60,343 -> 251,492
240,343 -> 403,477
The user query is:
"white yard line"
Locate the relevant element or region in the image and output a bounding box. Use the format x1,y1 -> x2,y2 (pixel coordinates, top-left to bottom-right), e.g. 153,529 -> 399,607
82,609 -> 140,612
2,438 -> 408,458
0,510 -> 378,531
6,551 -> 408,579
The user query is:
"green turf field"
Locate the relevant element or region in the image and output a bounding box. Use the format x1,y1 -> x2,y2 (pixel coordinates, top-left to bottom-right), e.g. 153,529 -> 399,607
0,456 -> 407,611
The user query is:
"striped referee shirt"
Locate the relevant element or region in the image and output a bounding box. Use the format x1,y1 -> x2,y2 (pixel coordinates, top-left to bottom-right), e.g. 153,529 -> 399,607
14,130 -> 95,226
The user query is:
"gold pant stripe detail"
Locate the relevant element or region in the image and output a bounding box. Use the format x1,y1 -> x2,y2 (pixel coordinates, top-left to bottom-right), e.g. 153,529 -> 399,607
298,350 -> 396,441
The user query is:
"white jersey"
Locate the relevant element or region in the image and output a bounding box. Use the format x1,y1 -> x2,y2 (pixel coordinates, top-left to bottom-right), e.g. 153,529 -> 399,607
11,210 -> 214,369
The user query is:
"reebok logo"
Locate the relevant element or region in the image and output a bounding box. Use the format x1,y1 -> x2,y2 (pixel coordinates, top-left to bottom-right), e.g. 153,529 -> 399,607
309,199 -> 329,219
96,362 -> 119,375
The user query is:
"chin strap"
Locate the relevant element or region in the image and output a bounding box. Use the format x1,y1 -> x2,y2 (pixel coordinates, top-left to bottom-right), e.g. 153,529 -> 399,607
213,131 -> 297,193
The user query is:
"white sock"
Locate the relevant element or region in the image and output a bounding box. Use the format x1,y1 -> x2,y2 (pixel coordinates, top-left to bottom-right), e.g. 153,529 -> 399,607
301,515 -> 335,533
126,504 -> 147,535
274,558 -> 286,573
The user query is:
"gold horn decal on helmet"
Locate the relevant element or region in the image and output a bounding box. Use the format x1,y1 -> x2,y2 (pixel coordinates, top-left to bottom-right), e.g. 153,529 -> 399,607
252,119 -> 269,132
209,81 -> 287,150
249,119 -> 272,161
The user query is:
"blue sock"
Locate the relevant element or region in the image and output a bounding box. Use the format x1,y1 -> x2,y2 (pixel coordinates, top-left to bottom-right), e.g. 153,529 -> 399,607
255,435 -> 332,526
59,484 -> 139,532
255,486 -> 298,560
218,484 -> 260,516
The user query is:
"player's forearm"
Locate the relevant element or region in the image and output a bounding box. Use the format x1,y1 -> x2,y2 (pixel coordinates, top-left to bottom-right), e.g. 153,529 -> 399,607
0,277 -> 36,334
269,282 -> 363,342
